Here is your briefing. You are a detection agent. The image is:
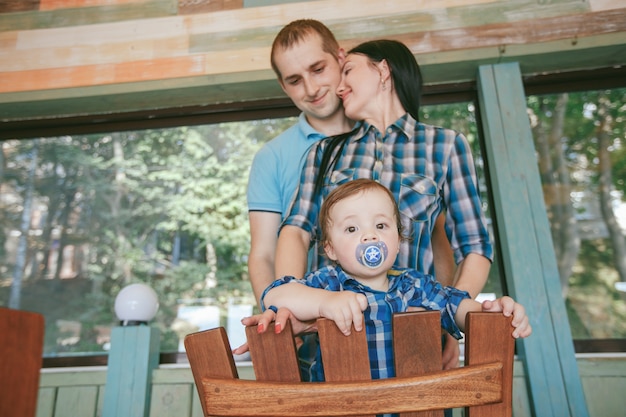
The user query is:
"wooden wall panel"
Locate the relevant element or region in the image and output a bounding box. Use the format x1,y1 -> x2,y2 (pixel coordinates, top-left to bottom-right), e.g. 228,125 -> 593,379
0,0 -> 40,13
178,0 -> 242,15
0,0 -> 177,31
39,0 -> 143,10
0,0 -> 625,123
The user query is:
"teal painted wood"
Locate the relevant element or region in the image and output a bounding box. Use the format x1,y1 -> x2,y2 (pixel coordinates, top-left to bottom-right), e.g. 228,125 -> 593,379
149,383 -> 194,417
476,62 -> 589,417
55,386 -> 99,417
102,325 -> 160,417
36,387 -> 55,417
37,370 -> 106,417
477,63 -> 565,414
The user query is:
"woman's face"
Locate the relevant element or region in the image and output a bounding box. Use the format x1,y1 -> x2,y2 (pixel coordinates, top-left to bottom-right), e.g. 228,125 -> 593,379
336,53 -> 383,121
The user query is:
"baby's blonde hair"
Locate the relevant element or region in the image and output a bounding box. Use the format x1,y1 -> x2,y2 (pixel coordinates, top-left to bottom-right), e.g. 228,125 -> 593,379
319,179 -> 402,247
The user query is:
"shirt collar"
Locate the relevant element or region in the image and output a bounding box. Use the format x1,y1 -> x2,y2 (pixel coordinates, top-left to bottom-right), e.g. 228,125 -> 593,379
297,113 -> 331,142
352,113 -> 417,142
334,265 -> 406,292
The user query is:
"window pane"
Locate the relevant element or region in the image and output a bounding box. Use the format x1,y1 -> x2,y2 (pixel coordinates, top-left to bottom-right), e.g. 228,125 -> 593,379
527,88 -> 626,339
0,118 -> 295,357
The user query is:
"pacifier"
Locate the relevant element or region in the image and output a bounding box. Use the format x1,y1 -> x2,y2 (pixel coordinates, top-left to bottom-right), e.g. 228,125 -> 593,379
355,241 -> 388,268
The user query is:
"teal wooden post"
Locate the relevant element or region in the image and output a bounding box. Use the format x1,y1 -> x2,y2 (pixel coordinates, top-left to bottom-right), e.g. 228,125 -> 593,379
102,325 -> 160,417
476,62 -> 589,417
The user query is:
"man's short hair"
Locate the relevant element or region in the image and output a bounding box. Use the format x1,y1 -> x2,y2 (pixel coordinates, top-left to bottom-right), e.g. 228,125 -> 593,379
270,19 -> 340,80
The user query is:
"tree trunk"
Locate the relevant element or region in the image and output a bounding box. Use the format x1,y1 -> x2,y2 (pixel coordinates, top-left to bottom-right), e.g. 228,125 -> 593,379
9,140 -> 39,309
533,94 -> 580,296
596,95 -> 626,282
550,94 -> 580,296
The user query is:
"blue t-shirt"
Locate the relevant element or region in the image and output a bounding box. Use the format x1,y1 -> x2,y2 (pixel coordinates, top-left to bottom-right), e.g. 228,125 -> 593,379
246,113 -> 326,219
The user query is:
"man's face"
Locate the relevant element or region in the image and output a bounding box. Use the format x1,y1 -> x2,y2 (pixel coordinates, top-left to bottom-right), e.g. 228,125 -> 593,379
274,34 -> 344,127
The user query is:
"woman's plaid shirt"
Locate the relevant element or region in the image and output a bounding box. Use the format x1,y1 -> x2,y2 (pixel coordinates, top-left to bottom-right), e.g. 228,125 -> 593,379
282,114 -> 493,275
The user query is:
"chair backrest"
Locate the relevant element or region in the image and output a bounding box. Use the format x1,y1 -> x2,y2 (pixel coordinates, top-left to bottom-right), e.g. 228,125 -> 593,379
185,311 -> 514,417
0,307 -> 45,417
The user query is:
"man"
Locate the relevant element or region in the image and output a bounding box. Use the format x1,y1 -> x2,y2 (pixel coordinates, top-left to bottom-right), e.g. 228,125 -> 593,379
245,19 -> 460,370
247,19 -> 353,305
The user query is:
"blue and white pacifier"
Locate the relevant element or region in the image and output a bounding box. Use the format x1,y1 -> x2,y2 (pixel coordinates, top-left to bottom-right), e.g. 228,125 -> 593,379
355,241 -> 388,268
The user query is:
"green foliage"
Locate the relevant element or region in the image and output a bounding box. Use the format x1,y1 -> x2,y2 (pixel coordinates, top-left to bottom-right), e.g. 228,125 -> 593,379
528,87 -> 626,338
0,117 -> 295,355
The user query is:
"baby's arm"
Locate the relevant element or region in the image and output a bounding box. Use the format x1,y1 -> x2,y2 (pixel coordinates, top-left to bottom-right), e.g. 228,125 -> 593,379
264,283 -> 368,335
454,295 -> 532,339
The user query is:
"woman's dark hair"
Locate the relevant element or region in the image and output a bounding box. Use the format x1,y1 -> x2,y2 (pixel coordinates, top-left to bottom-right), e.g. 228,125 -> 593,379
313,39 -> 423,199
349,39 -> 422,120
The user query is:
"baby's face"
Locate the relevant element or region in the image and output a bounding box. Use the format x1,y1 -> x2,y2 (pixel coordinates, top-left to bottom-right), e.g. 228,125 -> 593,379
323,187 -> 400,279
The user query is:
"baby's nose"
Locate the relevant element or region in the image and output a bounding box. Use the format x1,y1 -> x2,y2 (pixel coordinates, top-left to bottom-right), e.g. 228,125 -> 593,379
361,233 -> 379,242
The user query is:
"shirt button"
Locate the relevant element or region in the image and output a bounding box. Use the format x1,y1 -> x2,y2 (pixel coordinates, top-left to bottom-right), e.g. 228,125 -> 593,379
416,184 -> 425,193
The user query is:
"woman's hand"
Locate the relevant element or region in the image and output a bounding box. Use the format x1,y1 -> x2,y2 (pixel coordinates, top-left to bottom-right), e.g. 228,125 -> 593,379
482,296 -> 532,339
232,306 -> 317,355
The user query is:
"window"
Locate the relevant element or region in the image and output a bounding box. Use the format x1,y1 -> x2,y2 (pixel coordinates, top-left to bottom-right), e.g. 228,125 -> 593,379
4,71 -> 623,366
2,98 -> 504,363
527,87 -> 626,342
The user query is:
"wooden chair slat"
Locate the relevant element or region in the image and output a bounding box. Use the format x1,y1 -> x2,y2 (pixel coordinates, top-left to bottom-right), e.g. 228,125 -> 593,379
184,325 -> 238,417
245,321 -> 301,382
393,311 -> 444,417
317,318 -> 371,382
318,318 -> 373,417
464,312 -> 515,417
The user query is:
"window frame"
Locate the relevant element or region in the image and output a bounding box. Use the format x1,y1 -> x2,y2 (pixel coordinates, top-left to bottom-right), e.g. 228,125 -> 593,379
4,67 -> 626,368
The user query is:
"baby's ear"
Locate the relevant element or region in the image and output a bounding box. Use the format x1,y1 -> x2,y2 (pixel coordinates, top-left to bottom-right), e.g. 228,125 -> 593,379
323,241 -> 338,261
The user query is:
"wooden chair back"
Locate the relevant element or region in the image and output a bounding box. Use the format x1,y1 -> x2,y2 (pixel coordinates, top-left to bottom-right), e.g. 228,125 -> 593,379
185,311 -> 514,417
0,307 -> 45,417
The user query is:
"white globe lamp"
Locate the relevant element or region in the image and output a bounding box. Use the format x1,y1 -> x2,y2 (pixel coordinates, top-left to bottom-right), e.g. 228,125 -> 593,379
114,283 -> 159,326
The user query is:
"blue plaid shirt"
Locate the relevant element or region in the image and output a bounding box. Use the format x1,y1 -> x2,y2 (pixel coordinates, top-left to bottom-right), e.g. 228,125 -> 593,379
282,114 -> 493,275
261,265 -> 470,382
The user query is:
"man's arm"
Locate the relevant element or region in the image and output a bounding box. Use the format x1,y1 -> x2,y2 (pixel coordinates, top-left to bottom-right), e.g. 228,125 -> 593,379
452,253 -> 490,299
274,224 -> 310,280
248,211 -> 282,307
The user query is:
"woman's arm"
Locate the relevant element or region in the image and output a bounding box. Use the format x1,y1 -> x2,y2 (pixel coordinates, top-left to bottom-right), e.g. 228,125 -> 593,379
452,253 -> 491,299
454,296 -> 532,339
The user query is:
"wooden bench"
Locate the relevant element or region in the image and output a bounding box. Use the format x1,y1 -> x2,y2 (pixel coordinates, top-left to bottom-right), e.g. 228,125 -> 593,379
185,311 -> 514,417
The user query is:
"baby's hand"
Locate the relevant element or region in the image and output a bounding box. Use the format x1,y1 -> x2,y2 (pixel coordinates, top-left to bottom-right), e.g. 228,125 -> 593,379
481,296 -> 532,339
319,292 -> 368,336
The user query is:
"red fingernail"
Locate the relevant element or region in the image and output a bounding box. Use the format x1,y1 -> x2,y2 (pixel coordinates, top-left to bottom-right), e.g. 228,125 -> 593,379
257,323 -> 264,333
275,323 -> 282,333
